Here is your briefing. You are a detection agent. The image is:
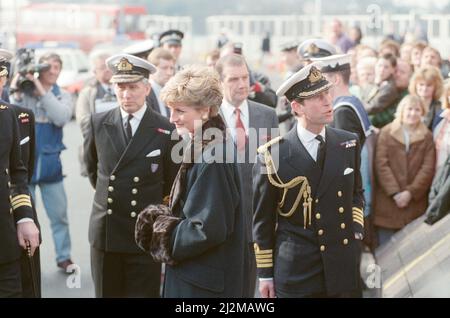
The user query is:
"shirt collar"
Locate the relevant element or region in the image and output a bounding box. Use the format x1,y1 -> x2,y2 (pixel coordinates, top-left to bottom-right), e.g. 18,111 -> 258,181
297,124 -> 326,144
120,104 -> 148,121
221,99 -> 249,120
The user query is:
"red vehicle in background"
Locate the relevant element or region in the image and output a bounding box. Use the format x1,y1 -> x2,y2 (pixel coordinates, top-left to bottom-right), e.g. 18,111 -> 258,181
16,3 -> 147,52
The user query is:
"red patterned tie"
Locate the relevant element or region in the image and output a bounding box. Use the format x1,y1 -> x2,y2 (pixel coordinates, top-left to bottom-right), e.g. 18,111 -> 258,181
234,108 -> 246,151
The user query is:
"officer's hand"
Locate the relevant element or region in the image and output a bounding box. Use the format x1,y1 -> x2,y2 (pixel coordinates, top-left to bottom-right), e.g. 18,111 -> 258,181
259,279 -> 276,298
354,232 -> 364,240
10,73 -> 21,89
17,221 -> 40,256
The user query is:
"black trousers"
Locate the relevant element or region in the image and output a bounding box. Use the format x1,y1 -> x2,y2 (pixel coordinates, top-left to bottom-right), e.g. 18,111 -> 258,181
91,247 -> 161,298
0,259 -> 22,298
20,248 -> 41,298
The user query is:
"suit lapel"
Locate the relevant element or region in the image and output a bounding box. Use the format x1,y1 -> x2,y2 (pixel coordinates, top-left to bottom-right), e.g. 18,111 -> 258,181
248,101 -> 261,132
104,108 -> 127,158
114,107 -> 159,172
316,127 -> 344,197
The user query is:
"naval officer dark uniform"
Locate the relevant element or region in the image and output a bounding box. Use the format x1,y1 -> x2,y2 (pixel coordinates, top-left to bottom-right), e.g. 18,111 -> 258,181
10,104 -> 42,298
0,103 -> 34,297
253,64 -> 364,297
84,54 -> 178,297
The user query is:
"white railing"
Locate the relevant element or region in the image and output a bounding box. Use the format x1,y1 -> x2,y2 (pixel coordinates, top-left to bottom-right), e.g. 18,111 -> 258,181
206,13 -> 450,57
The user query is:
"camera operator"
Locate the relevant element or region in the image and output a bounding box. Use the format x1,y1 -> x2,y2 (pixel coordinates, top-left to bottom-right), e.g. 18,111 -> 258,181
10,52 -> 75,272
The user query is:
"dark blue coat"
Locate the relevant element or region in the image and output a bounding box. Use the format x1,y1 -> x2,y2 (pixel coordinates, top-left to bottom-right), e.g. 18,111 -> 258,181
163,138 -> 247,297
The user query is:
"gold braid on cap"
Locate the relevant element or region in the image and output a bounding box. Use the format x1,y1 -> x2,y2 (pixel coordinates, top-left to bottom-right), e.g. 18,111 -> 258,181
0,66 -> 8,77
257,137 -> 312,229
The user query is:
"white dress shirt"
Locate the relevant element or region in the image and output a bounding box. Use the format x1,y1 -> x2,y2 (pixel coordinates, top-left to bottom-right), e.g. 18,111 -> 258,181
150,79 -> 168,117
120,104 -> 148,137
220,99 -> 249,141
296,124 -> 326,162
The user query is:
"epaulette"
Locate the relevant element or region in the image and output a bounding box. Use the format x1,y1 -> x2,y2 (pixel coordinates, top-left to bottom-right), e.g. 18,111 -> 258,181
257,136 -> 283,154
0,104 -> 8,110
18,112 -> 29,119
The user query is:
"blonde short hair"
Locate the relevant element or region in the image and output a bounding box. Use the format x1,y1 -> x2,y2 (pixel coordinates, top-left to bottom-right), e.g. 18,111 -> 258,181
160,65 -> 223,117
394,95 -> 426,124
409,65 -> 444,101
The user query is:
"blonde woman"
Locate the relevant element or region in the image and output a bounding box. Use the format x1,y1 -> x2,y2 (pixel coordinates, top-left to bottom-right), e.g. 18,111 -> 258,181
373,95 -> 435,245
409,65 -> 443,129
135,65 -> 247,297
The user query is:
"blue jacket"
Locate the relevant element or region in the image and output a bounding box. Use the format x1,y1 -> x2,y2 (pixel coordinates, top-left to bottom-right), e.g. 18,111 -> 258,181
32,85 -> 66,184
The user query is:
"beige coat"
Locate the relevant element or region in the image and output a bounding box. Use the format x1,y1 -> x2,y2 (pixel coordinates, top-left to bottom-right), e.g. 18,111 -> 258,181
373,121 -> 435,229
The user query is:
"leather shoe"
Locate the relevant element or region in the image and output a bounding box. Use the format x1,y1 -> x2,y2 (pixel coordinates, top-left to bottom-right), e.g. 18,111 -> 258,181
57,259 -> 74,273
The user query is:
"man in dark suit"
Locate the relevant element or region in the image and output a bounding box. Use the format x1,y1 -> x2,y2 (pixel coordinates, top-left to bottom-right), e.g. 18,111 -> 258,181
84,53 -> 179,297
0,102 -> 40,297
0,49 -> 41,297
216,54 -> 279,296
253,63 -> 364,298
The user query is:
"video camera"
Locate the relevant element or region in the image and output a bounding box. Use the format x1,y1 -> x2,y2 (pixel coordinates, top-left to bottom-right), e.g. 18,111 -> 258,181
14,48 -> 50,95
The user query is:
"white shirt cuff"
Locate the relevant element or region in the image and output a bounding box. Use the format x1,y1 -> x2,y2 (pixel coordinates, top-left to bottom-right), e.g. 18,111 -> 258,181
259,277 -> 274,281
17,218 -> 34,224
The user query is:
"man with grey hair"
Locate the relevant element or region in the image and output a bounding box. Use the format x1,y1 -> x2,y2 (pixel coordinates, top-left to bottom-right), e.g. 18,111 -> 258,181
76,52 -> 116,176
216,53 -> 279,297
83,54 -> 178,297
